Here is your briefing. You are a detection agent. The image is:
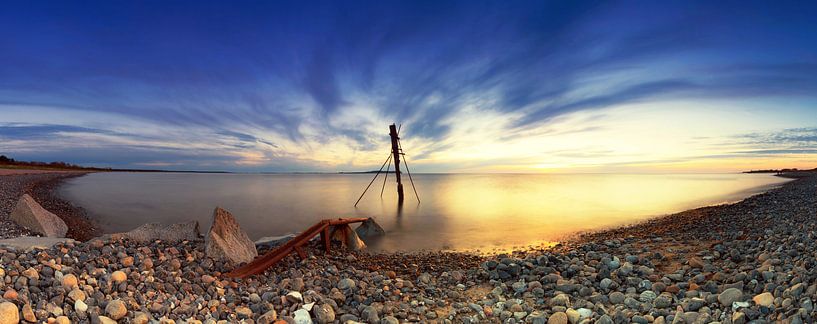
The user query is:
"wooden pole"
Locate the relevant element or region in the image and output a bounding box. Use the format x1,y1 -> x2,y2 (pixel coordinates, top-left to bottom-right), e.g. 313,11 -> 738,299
389,124 -> 404,203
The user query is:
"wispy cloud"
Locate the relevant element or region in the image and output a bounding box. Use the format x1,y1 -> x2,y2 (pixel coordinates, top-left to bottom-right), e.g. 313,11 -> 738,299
0,1 -> 816,171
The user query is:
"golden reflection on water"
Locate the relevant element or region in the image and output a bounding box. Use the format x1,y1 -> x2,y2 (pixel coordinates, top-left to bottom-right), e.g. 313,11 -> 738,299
62,172 -> 789,252
400,173 -> 789,252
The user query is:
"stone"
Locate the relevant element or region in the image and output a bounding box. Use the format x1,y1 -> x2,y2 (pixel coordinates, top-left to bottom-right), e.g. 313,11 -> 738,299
595,314 -> 613,324
576,308 -> 592,321
361,306 -> 379,323
107,221 -> 201,244
654,295 -> 672,308
22,303 -> 36,322
0,302 -> 20,324
355,217 -> 385,238
565,309 -> 580,324
0,236 -> 76,251
97,316 -> 117,324
338,278 -> 356,290
10,194 -> 68,237
3,289 -> 17,300
257,309 -> 278,324
236,306 -> 253,319
548,312 -> 568,324
312,304 -> 335,324
718,288 -> 743,307
381,316 -> 399,324
753,292 -> 774,307
294,309 -> 313,324
287,291 -> 304,303
111,270 -> 127,283
133,312 -> 150,324
62,274 -> 78,289
55,316 -> 70,324
639,290 -> 657,302
205,207 -> 257,264
609,291 -> 625,304
74,300 -> 88,313
331,224 -> 366,251
599,278 -> 613,290
551,294 -> 570,306
22,268 -> 38,280
68,289 -> 86,302
106,299 -> 128,320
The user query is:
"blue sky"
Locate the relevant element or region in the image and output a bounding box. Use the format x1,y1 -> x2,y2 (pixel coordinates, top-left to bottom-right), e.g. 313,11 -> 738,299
1,1 -> 816,172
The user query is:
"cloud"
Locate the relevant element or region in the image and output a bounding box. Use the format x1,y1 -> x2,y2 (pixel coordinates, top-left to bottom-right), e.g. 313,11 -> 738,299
0,1 -> 816,171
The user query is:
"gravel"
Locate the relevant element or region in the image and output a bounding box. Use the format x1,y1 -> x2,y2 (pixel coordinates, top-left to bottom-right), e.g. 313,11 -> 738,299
0,171 -> 814,323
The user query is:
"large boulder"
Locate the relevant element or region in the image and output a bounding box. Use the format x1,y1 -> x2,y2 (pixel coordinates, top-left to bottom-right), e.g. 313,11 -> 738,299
109,221 -> 200,243
331,224 -> 366,251
355,217 -> 385,238
205,207 -> 257,264
10,194 -> 68,237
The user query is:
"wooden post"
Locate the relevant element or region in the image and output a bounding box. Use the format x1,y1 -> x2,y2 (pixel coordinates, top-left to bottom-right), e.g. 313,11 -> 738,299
389,124 -> 404,203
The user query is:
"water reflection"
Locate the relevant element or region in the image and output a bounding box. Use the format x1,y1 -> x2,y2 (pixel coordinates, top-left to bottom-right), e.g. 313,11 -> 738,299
60,172 -> 789,251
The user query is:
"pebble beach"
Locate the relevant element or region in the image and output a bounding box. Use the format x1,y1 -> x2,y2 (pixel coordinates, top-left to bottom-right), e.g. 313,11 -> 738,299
0,170 -> 815,324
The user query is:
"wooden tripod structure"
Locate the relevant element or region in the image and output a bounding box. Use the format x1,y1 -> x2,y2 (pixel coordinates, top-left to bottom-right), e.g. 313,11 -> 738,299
354,124 -> 420,207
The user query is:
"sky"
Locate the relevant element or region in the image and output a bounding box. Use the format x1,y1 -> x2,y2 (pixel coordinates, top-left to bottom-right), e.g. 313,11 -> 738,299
1,1 -> 816,173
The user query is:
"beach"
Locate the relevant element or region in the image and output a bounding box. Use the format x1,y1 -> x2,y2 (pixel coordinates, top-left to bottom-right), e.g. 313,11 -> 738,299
0,170 -> 815,323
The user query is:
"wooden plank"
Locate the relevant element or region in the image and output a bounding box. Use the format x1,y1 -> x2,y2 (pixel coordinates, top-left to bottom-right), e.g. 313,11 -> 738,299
225,218 -> 369,278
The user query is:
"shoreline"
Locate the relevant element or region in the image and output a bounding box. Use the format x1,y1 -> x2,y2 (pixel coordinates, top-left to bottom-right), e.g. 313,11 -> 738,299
0,170 -> 815,322
19,171 -> 792,249
0,171 -> 98,240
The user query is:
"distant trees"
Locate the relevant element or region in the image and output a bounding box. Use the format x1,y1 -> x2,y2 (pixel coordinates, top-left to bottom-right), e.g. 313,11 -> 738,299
0,155 -> 107,170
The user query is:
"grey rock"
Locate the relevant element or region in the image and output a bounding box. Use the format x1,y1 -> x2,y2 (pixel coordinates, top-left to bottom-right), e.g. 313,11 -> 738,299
205,207 -> 258,264
10,194 -> 68,237
107,221 -> 200,243
355,217 -> 385,238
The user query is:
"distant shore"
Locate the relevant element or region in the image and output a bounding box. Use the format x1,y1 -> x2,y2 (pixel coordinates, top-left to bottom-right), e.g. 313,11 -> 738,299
0,168 -> 815,322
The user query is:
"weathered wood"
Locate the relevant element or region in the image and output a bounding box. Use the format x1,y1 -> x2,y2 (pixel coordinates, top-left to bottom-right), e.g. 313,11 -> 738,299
226,217 -> 369,278
389,124 -> 405,203
294,246 -> 306,259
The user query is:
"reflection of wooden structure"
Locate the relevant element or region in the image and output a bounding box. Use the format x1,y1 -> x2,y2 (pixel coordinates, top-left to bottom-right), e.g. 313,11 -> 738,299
226,217 -> 368,278
354,124 -> 420,206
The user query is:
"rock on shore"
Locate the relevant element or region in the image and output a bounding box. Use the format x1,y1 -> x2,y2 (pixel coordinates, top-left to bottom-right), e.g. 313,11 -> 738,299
205,206 -> 257,264
0,172 -> 97,240
10,194 -> 68,237
109,221 -> 201,243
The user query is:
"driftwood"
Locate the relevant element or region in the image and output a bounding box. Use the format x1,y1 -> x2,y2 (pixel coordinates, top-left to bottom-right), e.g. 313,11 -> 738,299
226,218 -> 369,278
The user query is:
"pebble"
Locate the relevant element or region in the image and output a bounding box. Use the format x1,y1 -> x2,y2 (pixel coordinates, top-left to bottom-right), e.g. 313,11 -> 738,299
111,270 -> 127,283
105,299 -> 127,320
293,309 -> 312,324
61,274 -> 78,290
0,302 -> 20,324
74,299 -> 88,313
719,288 -> 744,307
548,312 -> 568,324
312,304 -> 335,324
753,292 -> 774,307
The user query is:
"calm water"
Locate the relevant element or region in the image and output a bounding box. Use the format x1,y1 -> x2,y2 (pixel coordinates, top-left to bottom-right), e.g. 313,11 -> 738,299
60,172 -> 789,252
